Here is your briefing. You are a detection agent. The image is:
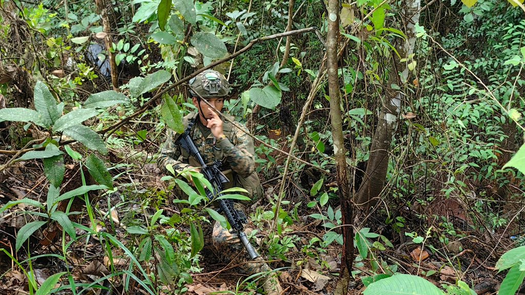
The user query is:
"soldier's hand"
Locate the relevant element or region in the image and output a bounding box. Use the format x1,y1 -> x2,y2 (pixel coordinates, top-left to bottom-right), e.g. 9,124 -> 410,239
206,111 -> 225,139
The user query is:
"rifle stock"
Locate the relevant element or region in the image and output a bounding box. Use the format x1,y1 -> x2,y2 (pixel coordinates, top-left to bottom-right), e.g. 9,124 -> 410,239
176,132 -> 259,260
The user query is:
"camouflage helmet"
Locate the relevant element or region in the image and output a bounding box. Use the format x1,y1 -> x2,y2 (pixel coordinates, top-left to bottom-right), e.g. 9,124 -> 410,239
189,69 -> 230,99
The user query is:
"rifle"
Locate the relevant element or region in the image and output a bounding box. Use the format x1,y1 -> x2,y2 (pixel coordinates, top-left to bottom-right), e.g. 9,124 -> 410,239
176,130 -> 259,260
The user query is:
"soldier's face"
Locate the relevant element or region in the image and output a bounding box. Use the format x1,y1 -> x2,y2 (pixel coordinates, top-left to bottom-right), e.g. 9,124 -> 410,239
193,97 -> 224,123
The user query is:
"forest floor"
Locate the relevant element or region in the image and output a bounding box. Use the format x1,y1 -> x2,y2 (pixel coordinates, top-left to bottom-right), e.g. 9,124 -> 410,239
0,148 -> 522,295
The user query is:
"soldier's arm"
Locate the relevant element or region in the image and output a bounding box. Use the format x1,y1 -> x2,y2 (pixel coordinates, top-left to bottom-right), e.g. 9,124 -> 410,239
216,123 -> 256,177
157,129 -> 193,175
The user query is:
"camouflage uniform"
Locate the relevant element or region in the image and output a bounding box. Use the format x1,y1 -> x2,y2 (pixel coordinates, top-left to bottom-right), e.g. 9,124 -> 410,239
157,112 -> 263,200
158,112 -> 281,292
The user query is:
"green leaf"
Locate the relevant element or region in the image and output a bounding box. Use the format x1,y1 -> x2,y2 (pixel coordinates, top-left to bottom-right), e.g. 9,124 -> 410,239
461,0 -> 477,7
151,31 -> 178,45
47,184 -> 60,212
220,187 -> 249,194
509,108 -> 522,121
363,274 -> 445,295
128,70 -> 171,98
139,237 -> 152,261
84,90 -> 129,109
34,81 -> 60,128
320,192 -> 329,207
496,246 -> 525,271
63,125 -> 107,154
64,145 -> 82,161
51,211 -> 76,239
43,147 -> 64,188
161,95 -> 184,133
362,274 -> 391,287
54,185 -> 107,203
190,32 -> 228,60
310,178 -> 324,196
157,0 -> 171,30
0,108 -> 43,126
16,220 -> 47,251
168,15 -> 185,40
204,208 -> 227,229
35,272 -> 66,295
248,85 -> 282,109
348,108 -> 372,116
150,209 -> 164,225
190,223 -> 204,257
86,154 -> 114,190
355,232 -> 369,259
155,235 -> 175,263
71,36 -> 89,44
174,179 -> 202,206
126,226 -> 148,235
175,0 -> 196,24
499,265 -> 525,295
0,198 -> 45,215
215,194 -> 251,202
503,144 -> 525,176
132,0 -> 160,23
19,148 -> 63,161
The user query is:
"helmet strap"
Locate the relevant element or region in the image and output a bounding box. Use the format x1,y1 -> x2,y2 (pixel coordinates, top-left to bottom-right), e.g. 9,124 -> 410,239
197,98 -> 211,121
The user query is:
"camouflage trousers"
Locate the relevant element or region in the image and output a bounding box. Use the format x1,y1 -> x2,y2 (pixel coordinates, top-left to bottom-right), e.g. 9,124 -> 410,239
203,221 -> 272,275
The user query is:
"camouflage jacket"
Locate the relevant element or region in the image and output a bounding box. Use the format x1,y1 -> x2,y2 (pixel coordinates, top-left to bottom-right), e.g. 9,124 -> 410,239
157,112 -> 263,200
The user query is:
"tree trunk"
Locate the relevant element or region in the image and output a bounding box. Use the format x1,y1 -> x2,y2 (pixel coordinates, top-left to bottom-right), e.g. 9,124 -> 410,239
326,0 -> 354,293
354,0 -> 421,210
95,0 -> 119,90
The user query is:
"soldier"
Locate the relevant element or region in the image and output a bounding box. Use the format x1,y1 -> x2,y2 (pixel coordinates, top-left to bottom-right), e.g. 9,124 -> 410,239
157,69 -> 283,295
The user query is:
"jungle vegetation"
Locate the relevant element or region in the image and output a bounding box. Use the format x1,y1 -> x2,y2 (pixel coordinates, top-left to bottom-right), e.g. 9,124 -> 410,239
1,0 -> 525,294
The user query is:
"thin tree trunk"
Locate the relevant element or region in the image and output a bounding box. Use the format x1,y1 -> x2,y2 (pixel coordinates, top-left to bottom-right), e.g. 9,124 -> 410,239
354,0 -> 421,210
326,0 -> 354,293
95,0 -> 119,90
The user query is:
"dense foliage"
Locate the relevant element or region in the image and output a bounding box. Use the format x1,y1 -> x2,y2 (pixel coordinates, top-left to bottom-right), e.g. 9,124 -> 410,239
1,0 -> 525,294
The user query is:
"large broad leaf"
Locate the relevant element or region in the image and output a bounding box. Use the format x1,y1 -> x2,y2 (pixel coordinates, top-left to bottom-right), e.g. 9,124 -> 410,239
63,125 -> 107,154
160,95 -> 184,133
0,108 -> 44,127
128,70 -> 172,98
191,32 -> 228,60
16,220 -> 47,251
35,272 -> 66,295
151,31 -> 177,45
86,154 -> 114,190
168,15 -> 185,40
34,81 -> 60,128
132,0 -> 160,23
43,145 -> 65,188
248,85 -> 281,109
19,147 -> 63,161
496,246 -> 525,271
157,0 -> 171,30
363,274 -> 444,295
190,223 -> 204,257
50,211 -> 76,239
503,144 -> 525,176
174,0 -> 196,24
53,108 -> 98,132
499,264 -> 525,295
83,90 -> 130,109
54,184 -> 107,203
